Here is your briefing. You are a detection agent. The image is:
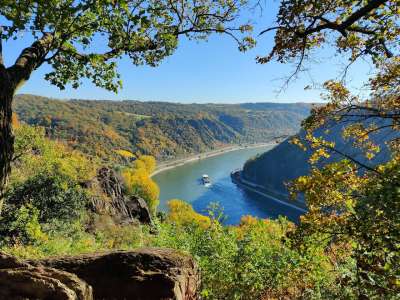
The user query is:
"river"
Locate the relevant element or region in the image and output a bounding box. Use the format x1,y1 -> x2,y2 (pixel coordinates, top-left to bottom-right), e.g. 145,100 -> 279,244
153,145 -> 304,224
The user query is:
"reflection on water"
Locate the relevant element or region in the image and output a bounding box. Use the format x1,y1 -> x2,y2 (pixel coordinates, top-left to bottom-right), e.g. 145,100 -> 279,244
153,146 -> 304,224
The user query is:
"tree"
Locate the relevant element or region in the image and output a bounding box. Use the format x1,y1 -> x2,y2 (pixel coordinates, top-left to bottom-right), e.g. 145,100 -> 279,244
121,156 -> 160,214
259,0 -> 399,297
258,0 -> 397,75
166,199 -> 211,228
0,0 -> 254,198
258,0 -> 399,159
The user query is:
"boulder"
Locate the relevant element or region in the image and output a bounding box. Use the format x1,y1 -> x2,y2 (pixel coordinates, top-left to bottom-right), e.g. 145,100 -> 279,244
0,251 -> 29,269
30,248 -> 200,300
0,252 -> 93,300
125,195 -> 152,225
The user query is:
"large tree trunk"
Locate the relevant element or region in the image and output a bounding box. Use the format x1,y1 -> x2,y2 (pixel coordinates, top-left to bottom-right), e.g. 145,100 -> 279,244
0,33 -> 55,211
0,66 -> 15,210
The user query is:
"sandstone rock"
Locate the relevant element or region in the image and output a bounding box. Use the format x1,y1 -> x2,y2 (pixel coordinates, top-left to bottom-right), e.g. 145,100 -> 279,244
0,265 -> 93,300
31,248 -> 200,300
0,251 -> 29,269
0,251 -> 92,300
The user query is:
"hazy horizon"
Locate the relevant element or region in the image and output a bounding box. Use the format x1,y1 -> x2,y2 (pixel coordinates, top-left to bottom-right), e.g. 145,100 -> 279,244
17,93 -> 322,105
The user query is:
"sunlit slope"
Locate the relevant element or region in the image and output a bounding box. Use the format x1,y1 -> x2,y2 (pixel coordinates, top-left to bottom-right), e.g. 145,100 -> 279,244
14,94 -> 312,162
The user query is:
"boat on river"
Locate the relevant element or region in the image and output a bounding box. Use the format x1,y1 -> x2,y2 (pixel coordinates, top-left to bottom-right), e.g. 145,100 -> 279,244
202,174 -> 211,186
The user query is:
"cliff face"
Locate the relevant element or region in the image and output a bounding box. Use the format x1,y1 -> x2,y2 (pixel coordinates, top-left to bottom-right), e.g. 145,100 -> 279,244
88,167 -> 152,225
242,116 -> 398,199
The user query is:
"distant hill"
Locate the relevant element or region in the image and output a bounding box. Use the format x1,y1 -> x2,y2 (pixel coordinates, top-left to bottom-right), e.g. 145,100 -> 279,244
242,115 -> 398,200
13,94 -> 312,163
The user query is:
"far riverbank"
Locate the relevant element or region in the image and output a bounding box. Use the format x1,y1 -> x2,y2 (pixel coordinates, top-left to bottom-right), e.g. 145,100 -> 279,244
230,170 -> 307,213
151,142 -> 276,177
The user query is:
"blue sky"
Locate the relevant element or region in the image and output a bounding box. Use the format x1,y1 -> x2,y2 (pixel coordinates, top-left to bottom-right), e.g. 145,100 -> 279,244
4,4 -> 373,104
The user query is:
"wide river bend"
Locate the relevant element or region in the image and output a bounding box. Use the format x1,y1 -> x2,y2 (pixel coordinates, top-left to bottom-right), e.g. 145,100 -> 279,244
153,145 -> 304,224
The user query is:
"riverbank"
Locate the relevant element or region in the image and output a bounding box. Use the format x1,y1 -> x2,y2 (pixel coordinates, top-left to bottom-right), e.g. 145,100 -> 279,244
151,142 -> 275,177
231,170 -> 307,213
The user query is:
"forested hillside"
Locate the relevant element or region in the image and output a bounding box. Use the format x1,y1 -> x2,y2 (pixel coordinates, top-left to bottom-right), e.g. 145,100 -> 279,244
14,94 -> 311,163
242,114 -> 399,199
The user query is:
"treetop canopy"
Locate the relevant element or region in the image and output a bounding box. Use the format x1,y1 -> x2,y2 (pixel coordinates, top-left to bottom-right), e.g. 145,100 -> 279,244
0,0 -> 254,92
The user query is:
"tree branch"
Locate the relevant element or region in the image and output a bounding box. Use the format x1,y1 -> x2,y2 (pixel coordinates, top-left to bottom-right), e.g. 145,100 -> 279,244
7,33 -> 54,90
299,0 -> 388,37
323,144 -> 381,175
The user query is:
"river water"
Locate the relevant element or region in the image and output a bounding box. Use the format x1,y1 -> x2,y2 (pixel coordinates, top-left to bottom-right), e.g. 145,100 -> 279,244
153,145 -> 304,224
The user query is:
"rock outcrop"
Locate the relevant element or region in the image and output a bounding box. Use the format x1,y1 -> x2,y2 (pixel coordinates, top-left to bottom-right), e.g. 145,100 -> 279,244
2,248 -> 200,300
0,252 -> 93,300
91,167 -> 152,225
125,195 -> 152,224
30,248 -> 200,300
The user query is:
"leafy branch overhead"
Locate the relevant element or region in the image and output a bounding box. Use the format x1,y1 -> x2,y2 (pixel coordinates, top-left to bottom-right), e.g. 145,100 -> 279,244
0,0 -> 255,92
256,1 -> 400,297
258,0 -> 399,168
258,0 -> 398,71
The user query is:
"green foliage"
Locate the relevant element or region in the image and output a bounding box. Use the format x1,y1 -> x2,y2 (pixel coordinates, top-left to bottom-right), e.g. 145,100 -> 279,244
0,124 -> 93,247
350,159 -> 400,297
11,123 -> 97,184
255,3 -> 400,296
152,214 -> 339,299
2,0 -> 253,92
0,204 -> 46,245
259,0 -> 397,67
290,157 -> 400,298
1,217 -> 144,259
6,173 -> 88,225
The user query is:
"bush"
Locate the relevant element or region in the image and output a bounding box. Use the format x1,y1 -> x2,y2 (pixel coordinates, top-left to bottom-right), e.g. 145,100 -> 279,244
167,199 -> 211,228
5,173 -> 88,225
0,204 -> 47,245
151,207 -> 338,300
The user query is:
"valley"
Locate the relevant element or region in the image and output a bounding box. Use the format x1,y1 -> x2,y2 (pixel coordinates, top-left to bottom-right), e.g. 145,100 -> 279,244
1,0 -> 398,298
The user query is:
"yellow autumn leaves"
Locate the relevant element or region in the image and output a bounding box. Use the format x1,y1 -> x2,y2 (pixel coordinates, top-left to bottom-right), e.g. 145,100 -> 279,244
121,155 -> 159,214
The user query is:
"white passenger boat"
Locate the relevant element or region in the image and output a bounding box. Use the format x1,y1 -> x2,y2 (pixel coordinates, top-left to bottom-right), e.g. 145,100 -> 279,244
202,174 -> 211,186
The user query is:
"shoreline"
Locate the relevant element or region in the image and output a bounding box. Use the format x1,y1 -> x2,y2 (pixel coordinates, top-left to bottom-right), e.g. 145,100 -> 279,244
230,170 -> 307,213
151,142 -> 275,177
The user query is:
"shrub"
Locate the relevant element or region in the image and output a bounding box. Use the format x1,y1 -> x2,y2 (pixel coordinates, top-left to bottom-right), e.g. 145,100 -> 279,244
5,173 -> 88,225
167,199 -> 211,228
0,204 -> 47,245
151,209 -> 337,300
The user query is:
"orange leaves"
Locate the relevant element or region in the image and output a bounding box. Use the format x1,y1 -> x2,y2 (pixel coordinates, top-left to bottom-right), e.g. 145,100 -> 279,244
12,113 -> 20,128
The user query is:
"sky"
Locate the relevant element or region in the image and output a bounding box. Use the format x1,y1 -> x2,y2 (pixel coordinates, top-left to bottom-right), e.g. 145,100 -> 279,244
3,3 -> 374,104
